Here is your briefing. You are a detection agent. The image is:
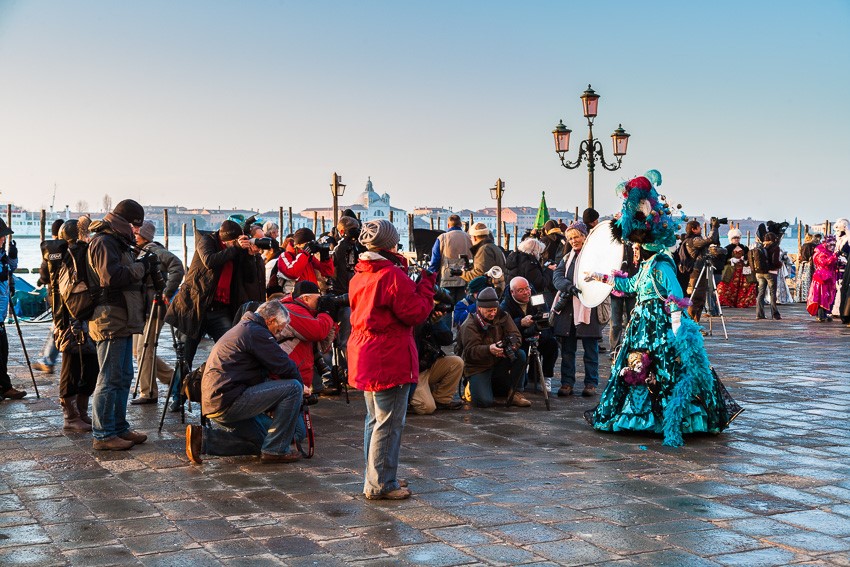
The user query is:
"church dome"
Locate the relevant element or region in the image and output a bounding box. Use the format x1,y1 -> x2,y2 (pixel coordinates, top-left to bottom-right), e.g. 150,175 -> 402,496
355,177 -> 382,206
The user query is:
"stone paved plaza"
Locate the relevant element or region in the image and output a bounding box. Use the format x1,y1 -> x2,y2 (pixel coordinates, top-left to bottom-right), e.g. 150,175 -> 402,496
1,303 -> 849,566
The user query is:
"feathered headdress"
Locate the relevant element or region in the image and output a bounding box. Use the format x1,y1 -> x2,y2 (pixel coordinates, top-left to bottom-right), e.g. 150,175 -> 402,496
612,170 -> 685,250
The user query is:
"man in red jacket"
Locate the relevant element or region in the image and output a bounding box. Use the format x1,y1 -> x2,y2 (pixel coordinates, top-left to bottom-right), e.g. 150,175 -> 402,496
277,228 -> 334,289
349,219 -> 435,501
279,281 -> 335,390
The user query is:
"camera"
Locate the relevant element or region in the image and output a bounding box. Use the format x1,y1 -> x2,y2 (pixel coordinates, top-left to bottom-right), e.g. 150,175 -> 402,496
710,217 -> 728,226
431,286 -> 454,316
529,294 -> 551,329
317,293 -> 349,320
304,240 -> 331,262
449,254 -> 474,276
497,335 -> 522,362
133,246 -> 166,294
248,237 -> 276,250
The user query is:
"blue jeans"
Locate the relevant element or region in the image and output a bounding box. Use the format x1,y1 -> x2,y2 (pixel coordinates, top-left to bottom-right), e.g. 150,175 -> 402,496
39,327 -> 60,366
92,337 -> 135,440
467,350 -> 527,407
183,305 -> 233,369
559,334 -> 599,388
756,273 -> 778,318
204,379 -> 302,457
363,384 -> 411,497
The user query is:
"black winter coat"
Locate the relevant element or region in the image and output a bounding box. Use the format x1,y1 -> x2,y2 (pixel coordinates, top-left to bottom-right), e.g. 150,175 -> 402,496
165,229 -> 265,340
505,251 -> 548,294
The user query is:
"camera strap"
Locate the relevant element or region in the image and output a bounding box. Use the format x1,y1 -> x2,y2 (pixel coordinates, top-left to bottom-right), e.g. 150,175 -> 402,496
296,402 -> 314,458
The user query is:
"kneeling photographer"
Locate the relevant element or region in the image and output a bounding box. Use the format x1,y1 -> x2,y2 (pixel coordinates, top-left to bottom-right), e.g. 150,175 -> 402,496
279,282 -> 336,395
681,217 -> 727,322
500,277 -> 558,394
458,287 -> 530,408
411,288 -> 464,415
186,300 -> 304,465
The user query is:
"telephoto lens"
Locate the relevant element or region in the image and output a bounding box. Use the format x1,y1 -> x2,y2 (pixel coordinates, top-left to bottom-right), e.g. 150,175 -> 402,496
249,237 -> 275,250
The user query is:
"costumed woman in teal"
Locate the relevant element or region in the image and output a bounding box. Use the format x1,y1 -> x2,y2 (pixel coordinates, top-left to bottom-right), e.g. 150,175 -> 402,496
583,171 -> 742,447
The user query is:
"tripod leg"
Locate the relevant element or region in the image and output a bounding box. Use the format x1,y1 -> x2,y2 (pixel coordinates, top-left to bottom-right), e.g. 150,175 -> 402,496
8,298 -> 39,398
533,349 -> 549,411
159,362 -> 180,431
134,299 -> 160,398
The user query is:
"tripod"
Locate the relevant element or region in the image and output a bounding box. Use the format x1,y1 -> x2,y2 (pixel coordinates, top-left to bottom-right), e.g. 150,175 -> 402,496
329,338 -> 350,404
133,293 -> 166,400
6,277 -> 40,398
691,262 -> 728,339
506,337 -> 550,410
158,326 -> 190,431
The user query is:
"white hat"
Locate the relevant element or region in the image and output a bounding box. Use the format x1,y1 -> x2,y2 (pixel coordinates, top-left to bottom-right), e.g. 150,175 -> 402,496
469,222 -> 491,237
727,228 -> 742,239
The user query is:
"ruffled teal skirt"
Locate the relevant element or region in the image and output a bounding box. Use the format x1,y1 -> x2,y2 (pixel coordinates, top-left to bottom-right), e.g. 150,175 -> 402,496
587,299 -> 741,446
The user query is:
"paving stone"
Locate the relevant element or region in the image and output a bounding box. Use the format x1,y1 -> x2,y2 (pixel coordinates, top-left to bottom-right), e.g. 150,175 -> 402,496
262,534 -> 323,558
766,531 -> 850,554
526,538 -> 622,565
121,530 -> 198,556
662,528 -> 765,556
316,535 -> 389,561
387,542 -> 479,566
711,546 -> 803,566
0,543 -> 68,566
62,544 -> 140,566
44,521 -> 120,550
219,554 -> 286,567
486,521 -> 569,544
137,548 -> 221,566
352,521 -> 436,547
771,509 -> 850,536
426,525 -> 499,546
175,518 -> 242,542
467,542 -> 543,565
0,523 -> 51,548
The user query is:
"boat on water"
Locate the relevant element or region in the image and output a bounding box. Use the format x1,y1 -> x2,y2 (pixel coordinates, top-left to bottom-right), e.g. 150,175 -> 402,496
0,206 -> 68,237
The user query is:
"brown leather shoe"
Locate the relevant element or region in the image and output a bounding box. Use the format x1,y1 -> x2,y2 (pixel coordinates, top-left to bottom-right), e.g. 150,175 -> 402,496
118,430 -> 148,445
93,436 -> 134,451
186,425 -> 202,464
1,387 -> 27,400
582,386 -> 597,397
510,393 -> 532,407
260,451 -> 301,464
557,386 -> 573,397
365,487 -> 411,500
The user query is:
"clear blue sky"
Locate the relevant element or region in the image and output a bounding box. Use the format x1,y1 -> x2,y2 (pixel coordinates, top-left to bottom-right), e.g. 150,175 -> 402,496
1,0 -> 847,224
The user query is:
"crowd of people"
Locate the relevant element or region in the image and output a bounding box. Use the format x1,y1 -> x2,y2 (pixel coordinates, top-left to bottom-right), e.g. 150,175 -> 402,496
1,185 -> 846,500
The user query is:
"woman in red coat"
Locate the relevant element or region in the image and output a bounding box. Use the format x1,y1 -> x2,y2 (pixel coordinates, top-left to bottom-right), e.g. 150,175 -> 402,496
349,219 -> 435,500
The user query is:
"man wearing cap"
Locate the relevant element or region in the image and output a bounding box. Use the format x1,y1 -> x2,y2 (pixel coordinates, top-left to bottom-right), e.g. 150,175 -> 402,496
582,208 -> 600,230
165,220 -> 257,369
279,281 -> 335,390
0,219 -> 27,400
87,199 -> 152,450
131,221 -> 185,405
186,300 -> 304,465
277,227 -> 334,291
453,275 -> 488,329
461,223 -> 506,292
540,219 -> 568,266
458,286 -> 531,408
349,219 -> 436,500
429,214 -> 473,304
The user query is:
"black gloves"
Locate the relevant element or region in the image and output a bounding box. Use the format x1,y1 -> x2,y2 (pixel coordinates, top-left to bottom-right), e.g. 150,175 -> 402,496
8,240 -> 17,260
302,241 -> 321,255
566,283 -> 582,297
141,253 -> 160,274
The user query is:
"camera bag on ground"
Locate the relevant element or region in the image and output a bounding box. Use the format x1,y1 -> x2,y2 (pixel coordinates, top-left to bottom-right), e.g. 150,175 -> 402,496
57,242 -> 99,320
748,245 -> 769,274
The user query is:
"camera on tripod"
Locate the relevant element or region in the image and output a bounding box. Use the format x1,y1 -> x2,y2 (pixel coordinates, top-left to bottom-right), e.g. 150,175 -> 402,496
449,254 -> 474,276
133,247 -> 166,294
497,335 -> 522,362
529,294 -> 551,329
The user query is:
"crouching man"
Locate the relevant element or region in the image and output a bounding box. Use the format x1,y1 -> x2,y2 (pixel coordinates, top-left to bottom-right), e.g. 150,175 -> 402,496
458,287 -> 531,408
411,302 -> 464,415
186,300 -> 304,464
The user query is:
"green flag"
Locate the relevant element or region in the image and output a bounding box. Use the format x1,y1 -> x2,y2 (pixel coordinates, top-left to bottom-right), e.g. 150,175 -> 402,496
534,191 -> 550,229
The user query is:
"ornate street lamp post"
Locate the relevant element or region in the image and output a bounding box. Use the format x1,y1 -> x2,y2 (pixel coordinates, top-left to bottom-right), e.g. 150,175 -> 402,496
330,172 -> 346,233
490,178 -> 505,243
552,85 -> 630,209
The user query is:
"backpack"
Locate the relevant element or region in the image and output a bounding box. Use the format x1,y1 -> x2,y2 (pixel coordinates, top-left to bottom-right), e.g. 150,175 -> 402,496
182,362 -> 205,404
676,241 -> 694,274
57,243 -> 99,321
748,245 -> 769,274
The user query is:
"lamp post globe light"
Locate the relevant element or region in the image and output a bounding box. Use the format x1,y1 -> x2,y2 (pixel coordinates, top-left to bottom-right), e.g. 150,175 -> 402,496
490,178 -> 505,243
331,172 -> 346,233
552,84 -> 630,209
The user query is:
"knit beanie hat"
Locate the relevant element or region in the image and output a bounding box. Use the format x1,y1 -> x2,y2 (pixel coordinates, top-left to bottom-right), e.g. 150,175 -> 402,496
51,219 -> 64,237
582,208 -> 600,226
566,221 -> 588,236
469,222 -> 491,237
293,227 -> 315,245
113,199 -> 145,227
467,276 -> 489,295
292,281 -> 320,298
543,219 -> 562,235
359,219 -> 399,251
139,220 -> 156,242
59,220 -> 79,243
476,287 -> 500,309
219,220 -> 243,242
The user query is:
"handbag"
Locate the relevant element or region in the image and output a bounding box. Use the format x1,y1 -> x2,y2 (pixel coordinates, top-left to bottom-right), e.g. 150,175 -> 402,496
596,296 -> 611,325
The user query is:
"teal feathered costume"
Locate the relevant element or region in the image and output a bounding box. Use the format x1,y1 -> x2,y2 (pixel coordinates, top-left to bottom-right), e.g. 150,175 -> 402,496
586,171 -> 742,447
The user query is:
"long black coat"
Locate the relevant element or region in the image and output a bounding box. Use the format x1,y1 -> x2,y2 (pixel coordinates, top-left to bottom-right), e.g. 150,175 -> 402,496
505,250 -> 548,295
165,229 -> 265,340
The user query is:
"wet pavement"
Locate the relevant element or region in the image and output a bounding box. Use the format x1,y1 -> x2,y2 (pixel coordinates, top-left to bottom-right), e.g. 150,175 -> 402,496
1,303 -> 849,566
